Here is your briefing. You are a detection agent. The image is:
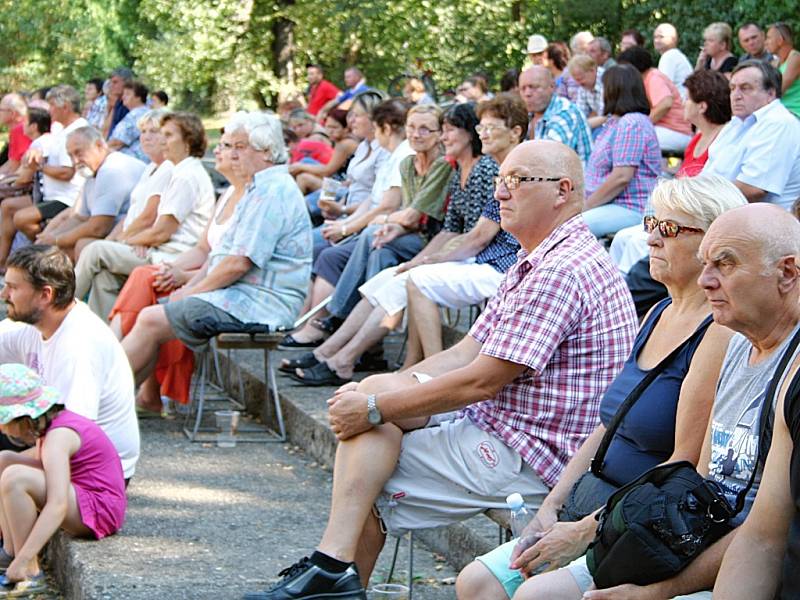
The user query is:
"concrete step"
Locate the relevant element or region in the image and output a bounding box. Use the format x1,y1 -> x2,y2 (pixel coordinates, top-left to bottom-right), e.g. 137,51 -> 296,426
216,334 -> 506,572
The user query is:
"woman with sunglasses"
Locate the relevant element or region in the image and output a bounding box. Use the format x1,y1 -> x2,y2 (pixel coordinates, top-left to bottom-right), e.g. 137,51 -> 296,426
456,175 -> 746,600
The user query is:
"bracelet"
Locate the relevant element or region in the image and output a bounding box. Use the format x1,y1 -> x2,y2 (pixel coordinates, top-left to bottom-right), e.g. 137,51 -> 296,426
341,225 -> 347,237
383,214 -> 390,224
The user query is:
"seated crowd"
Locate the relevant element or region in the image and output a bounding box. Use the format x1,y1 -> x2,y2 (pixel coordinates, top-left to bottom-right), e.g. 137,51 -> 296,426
0,17 -> 798,600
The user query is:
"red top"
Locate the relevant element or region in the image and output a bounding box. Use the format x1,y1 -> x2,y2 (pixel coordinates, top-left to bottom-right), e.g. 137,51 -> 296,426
290,139 -> 334,164
676,133 -> 708,178
8,122 -> 32,162
307,79 -> 340,115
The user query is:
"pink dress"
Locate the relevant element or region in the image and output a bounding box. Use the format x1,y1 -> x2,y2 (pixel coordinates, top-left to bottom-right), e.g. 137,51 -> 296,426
47,410 -> 127,539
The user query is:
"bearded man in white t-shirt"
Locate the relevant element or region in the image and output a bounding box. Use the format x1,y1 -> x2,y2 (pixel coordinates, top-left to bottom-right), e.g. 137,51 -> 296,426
0,245 -> 139,479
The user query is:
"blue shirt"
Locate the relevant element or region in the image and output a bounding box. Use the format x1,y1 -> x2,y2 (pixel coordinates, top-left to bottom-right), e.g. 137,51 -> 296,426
531,94 -> 593,164
108,99 -> 128,138
110,105 -> 149,163
598,300 -> 712,487
703,99 -> 800,209
78,152 -> 146,221
195,165 -> 312,328
336,82 -> 370,105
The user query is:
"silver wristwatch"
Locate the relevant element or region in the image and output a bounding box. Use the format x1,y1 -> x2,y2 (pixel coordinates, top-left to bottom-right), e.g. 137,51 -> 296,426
366,394 -> 383,425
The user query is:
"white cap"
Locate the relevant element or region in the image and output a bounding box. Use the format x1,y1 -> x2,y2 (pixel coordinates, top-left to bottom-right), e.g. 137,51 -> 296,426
525,34 -> 548,55
506,492 -> 524,510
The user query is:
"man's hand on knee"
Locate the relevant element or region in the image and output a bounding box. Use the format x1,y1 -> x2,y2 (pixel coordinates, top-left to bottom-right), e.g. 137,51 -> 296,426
328,390 -> 372,440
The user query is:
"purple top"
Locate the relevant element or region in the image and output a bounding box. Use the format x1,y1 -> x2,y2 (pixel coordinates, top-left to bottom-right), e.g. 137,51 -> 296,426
585,112 -> 661,213
48,410 -> 127,539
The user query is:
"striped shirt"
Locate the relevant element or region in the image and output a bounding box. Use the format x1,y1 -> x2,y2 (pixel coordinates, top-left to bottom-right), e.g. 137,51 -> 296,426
530,94 -> 593,164
464,215 -> 637,487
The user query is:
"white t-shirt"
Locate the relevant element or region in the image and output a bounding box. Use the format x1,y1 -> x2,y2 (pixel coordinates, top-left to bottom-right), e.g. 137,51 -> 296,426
0,303 -> 140,478
149,156 -> 215,263
206,186 -> 237,251
369,139 -> 415,209
123,160 -> 174,231
42,117 -> 88,206
658,48 -> 693,100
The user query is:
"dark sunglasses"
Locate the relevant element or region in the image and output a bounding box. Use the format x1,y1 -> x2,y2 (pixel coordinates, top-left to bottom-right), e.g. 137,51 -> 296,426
643,216 -> 704,238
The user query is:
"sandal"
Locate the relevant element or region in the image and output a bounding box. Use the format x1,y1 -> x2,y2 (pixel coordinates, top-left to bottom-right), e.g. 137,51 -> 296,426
0,571 -> 47,597
278,352 -> 320,374
354,353 -> 388,372
278,334 -> 323,349
288,362 -> 351,387
310,315 -> 343,335
135,405 -> 165,420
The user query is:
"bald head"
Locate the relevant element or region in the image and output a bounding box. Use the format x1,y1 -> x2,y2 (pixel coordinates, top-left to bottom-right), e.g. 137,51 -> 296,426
707,204 -> 800,269
519,66 -> 555,114
653,23 -> 679,54
516,139 -> 584,201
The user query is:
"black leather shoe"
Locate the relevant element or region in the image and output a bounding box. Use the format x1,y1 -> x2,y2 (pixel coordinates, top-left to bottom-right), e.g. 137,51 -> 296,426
311,315 -> 343,335
242,556 -> 366,599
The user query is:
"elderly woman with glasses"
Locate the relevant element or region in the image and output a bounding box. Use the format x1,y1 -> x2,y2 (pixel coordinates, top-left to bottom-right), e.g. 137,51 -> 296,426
456,174 -> 746,600
120,111 -> 312,411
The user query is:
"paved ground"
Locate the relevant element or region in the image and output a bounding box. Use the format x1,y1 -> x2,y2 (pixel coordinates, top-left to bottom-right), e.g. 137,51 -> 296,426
57,417 -> 458,599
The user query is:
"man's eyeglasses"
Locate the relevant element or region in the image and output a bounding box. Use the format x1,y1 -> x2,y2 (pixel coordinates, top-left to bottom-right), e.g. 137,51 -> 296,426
406,126 -> 439,137
493,175 -> 563,191
643,216 -> 704,238
475,124 -> 507,136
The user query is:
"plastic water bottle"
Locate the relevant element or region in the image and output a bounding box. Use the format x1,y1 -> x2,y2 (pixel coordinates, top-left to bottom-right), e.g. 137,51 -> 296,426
506,492 -> 532,538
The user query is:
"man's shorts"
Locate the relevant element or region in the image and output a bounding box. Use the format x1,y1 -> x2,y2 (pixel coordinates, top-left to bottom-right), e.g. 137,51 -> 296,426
36,199 -> 69,221
373,414 -> 548,535
407,260 -> 504,309
164,297 -> 244,353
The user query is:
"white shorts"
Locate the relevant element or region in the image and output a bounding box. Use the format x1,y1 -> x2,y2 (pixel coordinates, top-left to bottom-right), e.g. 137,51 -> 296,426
359,266 -> 409,316
565,555 -> 712,599
374,413 -> 548,535
608,225 -> 649,274
407,260 -> 504,309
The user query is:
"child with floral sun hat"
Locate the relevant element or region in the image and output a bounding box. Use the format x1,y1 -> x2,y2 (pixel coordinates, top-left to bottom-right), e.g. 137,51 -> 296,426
0,364 -> 127,596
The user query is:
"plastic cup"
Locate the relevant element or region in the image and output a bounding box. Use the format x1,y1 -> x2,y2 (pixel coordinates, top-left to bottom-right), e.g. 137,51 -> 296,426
215,410 -> 240,448
370,583 -> 409,599
320,177 -> 343,202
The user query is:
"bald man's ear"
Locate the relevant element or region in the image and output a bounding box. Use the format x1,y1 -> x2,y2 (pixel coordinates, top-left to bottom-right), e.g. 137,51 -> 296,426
777,255 -> 800,293
554,178 -> 573,207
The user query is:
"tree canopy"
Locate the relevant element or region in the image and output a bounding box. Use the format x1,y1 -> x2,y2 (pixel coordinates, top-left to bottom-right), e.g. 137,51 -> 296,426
1,0 -> 797,110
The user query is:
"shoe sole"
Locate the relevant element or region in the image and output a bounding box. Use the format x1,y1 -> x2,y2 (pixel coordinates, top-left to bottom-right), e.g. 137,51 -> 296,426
243,593 -> 366,600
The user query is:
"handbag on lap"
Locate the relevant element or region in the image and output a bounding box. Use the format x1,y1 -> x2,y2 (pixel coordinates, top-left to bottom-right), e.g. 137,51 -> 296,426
585,326 -> 800,588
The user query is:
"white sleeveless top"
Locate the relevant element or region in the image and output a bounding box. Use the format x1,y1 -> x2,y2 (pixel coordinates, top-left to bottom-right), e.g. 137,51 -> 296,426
206,186 -> 237,251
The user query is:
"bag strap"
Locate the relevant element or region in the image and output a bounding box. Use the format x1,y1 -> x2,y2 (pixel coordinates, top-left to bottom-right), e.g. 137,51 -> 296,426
591,310 -> 713,477
732,324 -> 800,514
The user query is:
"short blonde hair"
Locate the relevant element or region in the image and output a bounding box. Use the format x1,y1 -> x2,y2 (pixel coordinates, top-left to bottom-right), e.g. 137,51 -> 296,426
137,108 -> 169,132
567,54 -> 596,74
407,103 -> 443,126
650,174 -> 746,229
704,22 -> 733,50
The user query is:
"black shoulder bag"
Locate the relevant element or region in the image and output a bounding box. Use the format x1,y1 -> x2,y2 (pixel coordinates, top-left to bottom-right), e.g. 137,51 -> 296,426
585,326 -> 800,589
559,313 -> 713,522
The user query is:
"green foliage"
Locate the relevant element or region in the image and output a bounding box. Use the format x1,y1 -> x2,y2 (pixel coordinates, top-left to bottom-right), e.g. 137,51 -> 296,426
0,0 -> 799,110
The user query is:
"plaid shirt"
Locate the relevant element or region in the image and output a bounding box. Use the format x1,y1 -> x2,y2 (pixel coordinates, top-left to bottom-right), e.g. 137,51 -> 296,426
530,94 -> 593,165
575,67 -> 605,118
585,113 -> 661,213
464,215 -> 637,487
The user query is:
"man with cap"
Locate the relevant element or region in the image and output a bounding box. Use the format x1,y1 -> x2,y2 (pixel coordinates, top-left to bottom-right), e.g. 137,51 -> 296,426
525,34 -> 549,66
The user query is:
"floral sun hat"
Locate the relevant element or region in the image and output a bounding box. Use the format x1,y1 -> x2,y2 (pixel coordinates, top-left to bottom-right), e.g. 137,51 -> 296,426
0,364 -> 61,425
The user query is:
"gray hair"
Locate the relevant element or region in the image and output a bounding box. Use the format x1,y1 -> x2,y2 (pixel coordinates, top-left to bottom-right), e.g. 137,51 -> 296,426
649,175 -> 747,230
110,67 -> 134,82
569,31 -> 594,54
1,93 -> 27,116
733,59 -> 783,99
66,125 -> 106,147
224,111 -> 288,165
593,37 -> 612,55
45,85 -> 81,114
759,210 -> 800,274
137,108 -> 170,132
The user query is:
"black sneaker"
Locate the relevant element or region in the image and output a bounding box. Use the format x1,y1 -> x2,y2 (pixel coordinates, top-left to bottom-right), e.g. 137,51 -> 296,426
242,556 -> 366,599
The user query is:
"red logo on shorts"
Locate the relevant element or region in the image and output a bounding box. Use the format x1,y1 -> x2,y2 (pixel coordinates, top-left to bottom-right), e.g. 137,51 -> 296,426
477,441 -> 499,469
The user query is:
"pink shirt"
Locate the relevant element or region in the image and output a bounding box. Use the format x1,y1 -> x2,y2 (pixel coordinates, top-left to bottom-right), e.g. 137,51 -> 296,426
48,410 -> 127,539
465,215 -> 638,487
644,69 -> 692,136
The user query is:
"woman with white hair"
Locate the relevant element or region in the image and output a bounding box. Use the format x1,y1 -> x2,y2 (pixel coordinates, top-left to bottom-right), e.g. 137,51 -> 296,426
120,111 -> 312,415
456,175 -> 746,600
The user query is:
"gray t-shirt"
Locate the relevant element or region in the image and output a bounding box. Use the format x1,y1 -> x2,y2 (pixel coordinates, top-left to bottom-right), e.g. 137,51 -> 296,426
708,325 -> 800,525
77,152 -> 146,222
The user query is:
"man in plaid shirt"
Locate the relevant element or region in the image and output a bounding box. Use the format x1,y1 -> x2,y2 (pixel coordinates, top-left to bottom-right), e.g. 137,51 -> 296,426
520,66 -> 593,165
245,140 -> 637,600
